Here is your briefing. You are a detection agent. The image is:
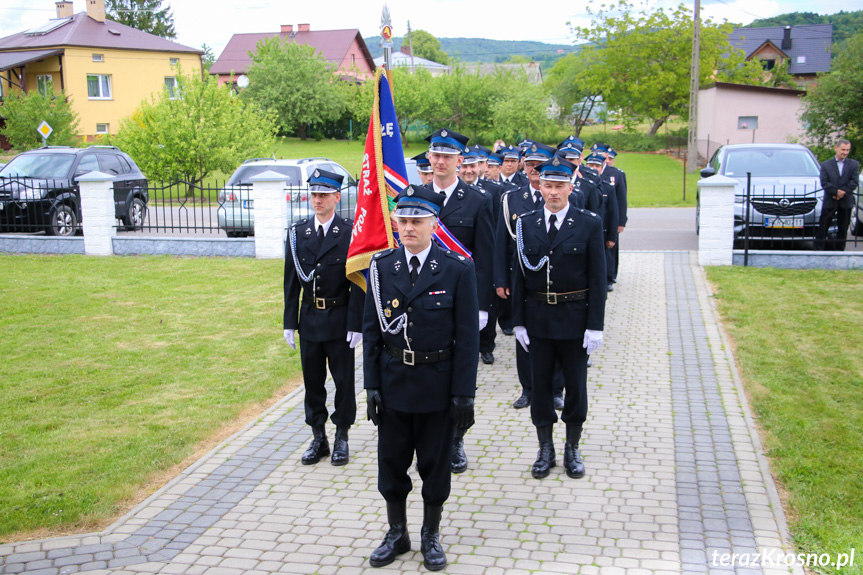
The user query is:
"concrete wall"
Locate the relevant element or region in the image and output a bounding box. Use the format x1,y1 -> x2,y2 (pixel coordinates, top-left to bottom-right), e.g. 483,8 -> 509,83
697,84 -> 806,159
733,250 -> 863,269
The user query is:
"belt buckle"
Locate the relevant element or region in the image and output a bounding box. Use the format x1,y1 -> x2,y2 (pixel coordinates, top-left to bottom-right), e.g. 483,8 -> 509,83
403,349 -> 415,366
547,292 -> 558,305
315,297 -> 326,309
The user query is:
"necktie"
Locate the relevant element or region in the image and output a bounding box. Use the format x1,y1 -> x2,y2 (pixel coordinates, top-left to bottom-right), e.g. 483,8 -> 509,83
548,214 -> 558,243
317,225 -> 324,242
410,256 -> 420,286
534,190 -> 542,209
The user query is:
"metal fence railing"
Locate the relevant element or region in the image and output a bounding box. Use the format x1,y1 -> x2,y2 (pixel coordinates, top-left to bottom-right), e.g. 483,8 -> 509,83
0,176 -> 83,236
735,173 -> 860,264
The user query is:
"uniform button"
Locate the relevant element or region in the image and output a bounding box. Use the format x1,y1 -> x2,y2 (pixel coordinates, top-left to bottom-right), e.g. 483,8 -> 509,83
549,281 -> 554,285
409,322 -> 414,327
409,338 -> 413,342
548,265 -> 553,270
549,250 -> 554,254
407,307 -> 413,312
436,302 -> 441,306
316,263 -> 321,267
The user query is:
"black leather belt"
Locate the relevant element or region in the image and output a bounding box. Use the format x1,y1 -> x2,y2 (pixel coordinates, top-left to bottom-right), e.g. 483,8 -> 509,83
386,344 -> 453,366
302,294 -> 348,309
527,289 -> 588,305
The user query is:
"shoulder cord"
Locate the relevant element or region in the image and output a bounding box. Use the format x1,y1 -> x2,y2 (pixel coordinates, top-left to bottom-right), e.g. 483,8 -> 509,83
289,225 -> 316,283
369,259 -> 411,350
501,192 -> 516,240
515,217 -> 551,287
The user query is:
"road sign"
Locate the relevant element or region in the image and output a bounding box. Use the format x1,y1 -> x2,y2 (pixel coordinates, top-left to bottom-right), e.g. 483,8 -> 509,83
37,121 -> 53,139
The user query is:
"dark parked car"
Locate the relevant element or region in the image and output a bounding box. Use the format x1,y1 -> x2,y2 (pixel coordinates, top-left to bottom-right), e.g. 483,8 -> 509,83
0,145 -> 148,236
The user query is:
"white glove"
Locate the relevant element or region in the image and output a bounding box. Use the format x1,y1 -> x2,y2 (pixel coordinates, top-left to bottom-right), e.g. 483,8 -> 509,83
478,311 -> 488,331
583,329 -> 603,355
284,329 -> 296,350
347,331 -> 362,349
514,326 -> 530,352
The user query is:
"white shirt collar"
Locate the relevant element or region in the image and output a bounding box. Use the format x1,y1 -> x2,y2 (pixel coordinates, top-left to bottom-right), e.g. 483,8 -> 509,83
433,179 -> 459,204
543,203 -> 569,230
404,242 -> 433,273
314,212 -> 336,236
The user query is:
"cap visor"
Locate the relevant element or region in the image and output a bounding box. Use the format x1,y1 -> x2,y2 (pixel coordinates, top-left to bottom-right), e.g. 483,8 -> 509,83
393,207 -> 437,218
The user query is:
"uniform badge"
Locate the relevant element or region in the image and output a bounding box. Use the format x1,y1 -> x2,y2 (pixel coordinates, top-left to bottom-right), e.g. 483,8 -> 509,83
512,214 -> 518,221
531,144 -> 538,152
552,156 -> 560,167
304,228 -> 312,236
424,151 -> 430,159
456,189 -> 464,199
406,186 -> 414,196
429,259 -> 439,271
441,129 -> 448,138
610,176 -> 616,185
332,225 -> 340,235
458,255 -> 465,260
385,308 -> 392,318
314,169 -> 320,178
523,191 -> 529,199
393,260 -> 402,272
392,298 -> 400,308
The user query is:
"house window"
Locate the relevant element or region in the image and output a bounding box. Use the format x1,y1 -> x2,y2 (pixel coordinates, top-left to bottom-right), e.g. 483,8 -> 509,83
170,57 -> 179,66
92,53 -> 104,62
738,116 -> 758,130
351,54 -> 355,66
96,123 -> 109,134
87,74 -> 112,99
164,76 -> 179,99
37,75 -> 53,97
797,56 -> 806,64
761,59 -> 776,71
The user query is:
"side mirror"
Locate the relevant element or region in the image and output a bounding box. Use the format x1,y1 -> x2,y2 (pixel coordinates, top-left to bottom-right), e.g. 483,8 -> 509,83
699,167 -> 716,179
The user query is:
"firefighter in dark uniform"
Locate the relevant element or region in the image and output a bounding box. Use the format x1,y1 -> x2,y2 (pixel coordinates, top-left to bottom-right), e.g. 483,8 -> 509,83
511,157 -> 607,480
495,142 -> 566,410
411,151 -> 434,187
283,169 -> 364,467
499,144 -> 529,188
604,147 -> 627,283
421,128 -> 493,475
483,150 -> 505,187
584,151 -> 619,292
364,185 -> 478,572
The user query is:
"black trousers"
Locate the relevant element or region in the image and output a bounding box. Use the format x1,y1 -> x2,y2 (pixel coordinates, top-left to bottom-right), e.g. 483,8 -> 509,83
377,408 -> 454,506
529,337 -> 588,428
299,336 -> 357,428
606,246 -> 615,283
480,303 -> 497,354
497,295 -> 513,331
817,205 -> 852,251
612,240 -> 620,280
517,342 -> 565,397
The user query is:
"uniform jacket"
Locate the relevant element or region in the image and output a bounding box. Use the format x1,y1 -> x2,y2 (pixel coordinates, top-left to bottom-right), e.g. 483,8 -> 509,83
476,177 -> 506,226
501,171 -> 529,188
424,178 -> 495,311
284,214 -> 364,342
579,172 -> 619,244
820,157 -> 860,209
511,207 -> 607,338
603,165 -> 628,226
362,243 -> 479,413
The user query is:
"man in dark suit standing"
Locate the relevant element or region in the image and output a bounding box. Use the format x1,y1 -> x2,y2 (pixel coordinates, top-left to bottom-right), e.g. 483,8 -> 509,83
818,139 -> 859,251
604,147 -> 628,283
512,157 -> 607,480
284,170 -> 364,467
364,185 -> 478,572
422,128 -> 493,475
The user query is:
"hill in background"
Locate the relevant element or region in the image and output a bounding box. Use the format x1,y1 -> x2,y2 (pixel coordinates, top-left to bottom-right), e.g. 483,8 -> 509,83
365,36 -> 578,68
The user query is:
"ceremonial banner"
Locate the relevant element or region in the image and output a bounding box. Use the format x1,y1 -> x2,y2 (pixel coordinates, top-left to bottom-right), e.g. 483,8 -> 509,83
346,70 -> 408,291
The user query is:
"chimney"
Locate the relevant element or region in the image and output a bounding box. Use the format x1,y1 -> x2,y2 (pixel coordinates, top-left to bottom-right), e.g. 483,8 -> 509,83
781,26 -> 792,50
297,23 -> 310,32
56,1 -> 73,18
86,0 -> 105,22
399,45 -> 412,56
281,24 -> 293,34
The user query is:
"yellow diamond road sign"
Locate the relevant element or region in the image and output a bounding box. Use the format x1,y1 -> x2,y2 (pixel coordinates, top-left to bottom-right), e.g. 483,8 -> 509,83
37,121 -> 53,139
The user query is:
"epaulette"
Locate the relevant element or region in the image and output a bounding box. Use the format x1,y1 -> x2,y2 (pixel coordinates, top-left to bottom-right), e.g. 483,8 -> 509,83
372,248 -> 397,260
443,249 -> 471,264
291,218 -> 309,228
465,183 -> 487,196
575,208 -> 600,219
518,208 -> 541,220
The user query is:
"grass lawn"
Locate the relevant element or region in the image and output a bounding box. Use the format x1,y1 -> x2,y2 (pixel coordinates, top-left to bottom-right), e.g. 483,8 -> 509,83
0,255 -> 300,542
707,267 -> 863,575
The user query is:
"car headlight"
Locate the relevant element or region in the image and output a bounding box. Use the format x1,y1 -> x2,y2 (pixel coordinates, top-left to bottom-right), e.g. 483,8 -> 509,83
17,188 -> 45,200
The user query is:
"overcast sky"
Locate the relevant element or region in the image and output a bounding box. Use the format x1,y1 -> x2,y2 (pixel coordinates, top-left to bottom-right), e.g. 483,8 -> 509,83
0,0 -> 850,57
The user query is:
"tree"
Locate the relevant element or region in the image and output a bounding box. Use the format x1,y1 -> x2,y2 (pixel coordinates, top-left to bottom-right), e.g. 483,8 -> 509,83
569,0 -> 763,135
0,91 -> 80,150
200,44 -> 215,74
546,53 -> 603,136
112,71 -> 277,187
801,31 -> 863,149
242,37 -> 347,140
106,0 -> 176,39
491,86 -> 555,143
411,30 -> 451,65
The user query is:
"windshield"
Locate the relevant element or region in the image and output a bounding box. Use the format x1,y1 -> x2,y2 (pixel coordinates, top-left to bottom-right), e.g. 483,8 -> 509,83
226,165 -> 301,186
0,154 -> 75,179
721,149 -> 820,178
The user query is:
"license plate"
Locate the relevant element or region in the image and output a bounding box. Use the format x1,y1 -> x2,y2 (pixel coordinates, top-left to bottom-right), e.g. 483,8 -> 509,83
0,202 -> 5,210
765,217 -> 803,228
242,200 -> 254,209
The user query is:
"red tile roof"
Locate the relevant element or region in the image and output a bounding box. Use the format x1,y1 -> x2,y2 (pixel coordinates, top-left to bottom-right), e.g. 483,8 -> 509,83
0,12 -> 201,53
210,29 -> 374,76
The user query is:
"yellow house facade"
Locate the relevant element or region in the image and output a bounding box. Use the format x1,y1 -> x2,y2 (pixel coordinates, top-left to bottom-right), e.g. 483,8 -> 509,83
0,0 -> 202,143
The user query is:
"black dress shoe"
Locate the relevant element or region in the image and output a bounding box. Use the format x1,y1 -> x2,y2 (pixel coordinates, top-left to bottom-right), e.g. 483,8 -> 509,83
513,393 -> 530,409
502,328 -> 515,336
553,395 -> 564,411
451,437 -> 468,474
420,505 -> 447,571
564,442 -> 586,478
531,426 -> 556,479
301,425 -> 330,465
481,351 -> 495,364
331,427 -> 349,466
370,502 -> 410,568
607,283 -> 614,292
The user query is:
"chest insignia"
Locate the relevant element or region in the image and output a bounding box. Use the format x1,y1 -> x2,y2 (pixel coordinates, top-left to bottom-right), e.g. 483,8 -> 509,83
385,308 -> 392,318
304,228 -> 312,236
512,214 -> 518,220
393,260 -> 402,273
523,191 -> 529,199
332,225 -> 340,235
392,298 -> 400,309
429,259 -> 439,271
457,189 -> 465,200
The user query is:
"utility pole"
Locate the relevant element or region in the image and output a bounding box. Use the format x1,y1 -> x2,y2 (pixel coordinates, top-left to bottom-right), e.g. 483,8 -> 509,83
407,20 -> 415,72
686,0 -> 701,173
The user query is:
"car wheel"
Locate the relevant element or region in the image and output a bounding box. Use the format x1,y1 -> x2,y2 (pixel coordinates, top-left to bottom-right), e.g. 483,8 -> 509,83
46,204 -> 78,237
123,197 -> 147,230
226,231 -> 249,238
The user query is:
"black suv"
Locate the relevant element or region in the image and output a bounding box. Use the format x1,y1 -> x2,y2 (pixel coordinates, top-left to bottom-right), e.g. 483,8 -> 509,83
0,146 -> 148,236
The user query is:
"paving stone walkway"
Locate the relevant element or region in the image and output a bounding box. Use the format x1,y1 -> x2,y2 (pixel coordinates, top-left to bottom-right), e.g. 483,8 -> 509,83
0,252 -> 802,575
